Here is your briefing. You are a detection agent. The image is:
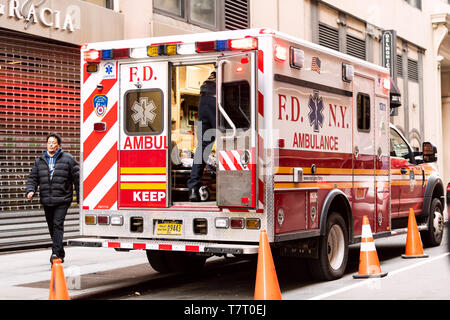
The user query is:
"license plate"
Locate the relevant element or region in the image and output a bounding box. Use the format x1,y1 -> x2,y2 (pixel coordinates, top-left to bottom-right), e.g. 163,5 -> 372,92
156,220 -> 183,235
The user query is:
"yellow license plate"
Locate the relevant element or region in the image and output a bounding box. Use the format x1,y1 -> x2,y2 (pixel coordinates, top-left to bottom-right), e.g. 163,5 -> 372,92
156,221 -> 183,235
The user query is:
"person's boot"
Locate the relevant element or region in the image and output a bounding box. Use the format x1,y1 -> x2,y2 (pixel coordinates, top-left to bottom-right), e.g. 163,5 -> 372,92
189,186 -> 200,202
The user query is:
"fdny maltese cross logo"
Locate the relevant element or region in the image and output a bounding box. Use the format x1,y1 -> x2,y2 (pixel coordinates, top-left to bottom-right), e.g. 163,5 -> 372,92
308,91 -> 324,132
131,97 -> 157,127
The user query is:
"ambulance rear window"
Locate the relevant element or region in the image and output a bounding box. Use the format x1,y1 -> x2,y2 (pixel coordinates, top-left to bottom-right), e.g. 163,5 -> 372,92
219,81 -> 250,131
124,89 -> 164,135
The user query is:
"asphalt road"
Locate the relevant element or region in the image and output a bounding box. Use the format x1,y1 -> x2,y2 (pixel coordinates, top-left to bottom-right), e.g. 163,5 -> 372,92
95,225 -> 449,300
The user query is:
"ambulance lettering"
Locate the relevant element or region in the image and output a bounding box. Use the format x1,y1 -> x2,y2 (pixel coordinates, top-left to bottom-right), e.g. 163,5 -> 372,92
133,191 -> 166,202
276,91 -> 350,152
129,65 -> 155,82
123,136 -> 168,150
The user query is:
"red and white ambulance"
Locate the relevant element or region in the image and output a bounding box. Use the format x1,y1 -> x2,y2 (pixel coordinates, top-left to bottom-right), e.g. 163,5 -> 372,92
70,28 -> 445,280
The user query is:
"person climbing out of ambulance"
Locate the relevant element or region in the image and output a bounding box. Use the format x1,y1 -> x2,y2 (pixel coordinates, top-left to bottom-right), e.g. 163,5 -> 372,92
187,70 -> 216,202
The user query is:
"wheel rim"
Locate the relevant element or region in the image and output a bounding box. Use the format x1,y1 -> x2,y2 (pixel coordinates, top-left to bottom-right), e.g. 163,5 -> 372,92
327,224 -> 345,270
432,206 -> 444,241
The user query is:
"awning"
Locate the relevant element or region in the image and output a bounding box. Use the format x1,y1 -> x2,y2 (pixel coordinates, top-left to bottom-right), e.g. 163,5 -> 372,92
390,77 -> 401,108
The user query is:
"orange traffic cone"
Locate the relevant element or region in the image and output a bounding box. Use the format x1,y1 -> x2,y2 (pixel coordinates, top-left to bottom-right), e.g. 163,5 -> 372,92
353,216 -> 388,279
402,208 -> 428,259
254,230 -> 282,300
49,259 -> 70,300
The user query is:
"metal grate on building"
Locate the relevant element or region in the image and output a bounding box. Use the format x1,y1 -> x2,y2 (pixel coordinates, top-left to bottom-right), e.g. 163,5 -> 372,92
318,23 -> 339,52
0,28 -> 81,249
346,34 -> 366,61
408,59 -> 419,82
224,0 -> 249,30
397,54 -> 403,77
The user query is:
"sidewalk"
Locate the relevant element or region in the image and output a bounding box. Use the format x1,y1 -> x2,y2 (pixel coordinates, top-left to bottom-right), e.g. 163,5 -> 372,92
0,246 -> 152,300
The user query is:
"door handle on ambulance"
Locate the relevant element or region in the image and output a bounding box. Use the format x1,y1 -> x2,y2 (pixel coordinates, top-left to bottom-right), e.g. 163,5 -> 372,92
217,60 -> 237,140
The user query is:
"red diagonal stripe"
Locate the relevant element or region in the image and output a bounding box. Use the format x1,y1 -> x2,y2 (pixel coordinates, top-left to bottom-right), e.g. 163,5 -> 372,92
83,102 -> 118,161
83,63 -> 91,84
219,152 -> 231,171
226,150 -> 243,170
95,181 -> 118,210
258,91 -> 264,117
83,143 -> 117,200
258,50 -> 264,73
83,77 -> 117,122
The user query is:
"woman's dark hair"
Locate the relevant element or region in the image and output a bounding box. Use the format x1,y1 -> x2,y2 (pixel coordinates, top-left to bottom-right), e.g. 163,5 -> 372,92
46,133 -> 62,145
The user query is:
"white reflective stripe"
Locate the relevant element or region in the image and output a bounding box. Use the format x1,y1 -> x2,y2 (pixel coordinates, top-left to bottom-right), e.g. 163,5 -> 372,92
360,241 -> 376,252
220,151 -> 237,170
84,162 -> 117,208
120,175 -> 166,182
361,224 -> 373,238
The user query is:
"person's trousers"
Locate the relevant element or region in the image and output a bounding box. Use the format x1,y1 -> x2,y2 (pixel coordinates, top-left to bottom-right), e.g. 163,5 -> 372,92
187,96 -> 216,190
44,203 -> 70,258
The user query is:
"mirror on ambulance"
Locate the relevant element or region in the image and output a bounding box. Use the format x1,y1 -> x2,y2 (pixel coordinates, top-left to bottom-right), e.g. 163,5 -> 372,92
422,142 -> 437,163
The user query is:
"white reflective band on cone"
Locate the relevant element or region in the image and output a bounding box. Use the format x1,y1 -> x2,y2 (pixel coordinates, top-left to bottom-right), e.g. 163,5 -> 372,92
360,241 -> 376,252
361,224 -> 373,238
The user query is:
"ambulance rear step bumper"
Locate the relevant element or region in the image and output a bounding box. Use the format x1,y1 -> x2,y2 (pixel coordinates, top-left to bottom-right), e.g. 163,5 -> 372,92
68,237 -> 259,255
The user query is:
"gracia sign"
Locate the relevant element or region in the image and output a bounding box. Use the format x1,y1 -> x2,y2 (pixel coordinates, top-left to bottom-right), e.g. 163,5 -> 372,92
0,0 -> 79,32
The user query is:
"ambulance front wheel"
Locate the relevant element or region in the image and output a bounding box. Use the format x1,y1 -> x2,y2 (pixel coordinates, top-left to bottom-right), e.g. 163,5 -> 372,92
420,198 -> 444,247
307,212 -> 349,281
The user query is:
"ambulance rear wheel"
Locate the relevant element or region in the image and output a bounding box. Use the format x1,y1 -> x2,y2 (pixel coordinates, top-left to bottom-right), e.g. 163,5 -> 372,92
146,250 -> 171,273
307,213 -> 348,281
146,250 -> 207,274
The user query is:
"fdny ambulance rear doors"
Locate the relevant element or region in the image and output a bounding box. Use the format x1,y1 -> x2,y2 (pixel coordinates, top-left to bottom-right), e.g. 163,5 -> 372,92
119,61 -> 169,208
216,52 -> 257,208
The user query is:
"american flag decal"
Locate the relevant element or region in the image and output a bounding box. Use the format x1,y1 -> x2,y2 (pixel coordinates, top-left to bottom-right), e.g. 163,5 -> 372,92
311,57 -> 321,74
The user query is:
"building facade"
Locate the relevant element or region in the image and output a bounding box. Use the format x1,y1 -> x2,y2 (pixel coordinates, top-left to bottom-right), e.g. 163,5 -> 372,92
1,0 -> 449,247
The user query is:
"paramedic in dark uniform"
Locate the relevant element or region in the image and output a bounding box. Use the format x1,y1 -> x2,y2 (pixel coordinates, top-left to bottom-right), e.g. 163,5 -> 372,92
187,71 -> 216,201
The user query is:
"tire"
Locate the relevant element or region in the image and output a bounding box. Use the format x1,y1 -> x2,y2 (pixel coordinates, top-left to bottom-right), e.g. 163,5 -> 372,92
307,213 -> 349,281
146,250 -> 171,273
420,198 -> 444,247
146,250 -> 207,274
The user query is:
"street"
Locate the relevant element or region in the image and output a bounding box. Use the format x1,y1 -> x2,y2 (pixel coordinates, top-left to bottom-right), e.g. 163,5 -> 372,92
0,225 -> 447,301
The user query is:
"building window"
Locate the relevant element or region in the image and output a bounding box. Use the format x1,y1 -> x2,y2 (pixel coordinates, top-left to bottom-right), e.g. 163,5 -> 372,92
154,0 -> 184,18
404,0 -> 421,10
154,0 -> 249,30
84,0 -> 113,9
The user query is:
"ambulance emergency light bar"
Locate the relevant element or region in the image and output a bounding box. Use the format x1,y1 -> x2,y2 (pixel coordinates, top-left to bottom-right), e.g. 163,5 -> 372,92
83,37 -> 259,63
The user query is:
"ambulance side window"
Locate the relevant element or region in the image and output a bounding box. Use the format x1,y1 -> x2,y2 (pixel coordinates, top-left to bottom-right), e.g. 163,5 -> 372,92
390,128 -> 410,159
219,81 -> 250,131
124,89 -> 164,135
357,93 -> 370,132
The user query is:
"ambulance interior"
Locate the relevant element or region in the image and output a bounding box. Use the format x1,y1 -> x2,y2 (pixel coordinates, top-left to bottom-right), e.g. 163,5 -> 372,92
170,63 -> 216,203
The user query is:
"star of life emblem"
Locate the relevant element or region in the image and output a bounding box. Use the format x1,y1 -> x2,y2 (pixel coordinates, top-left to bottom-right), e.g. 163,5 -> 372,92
131,97 -> 157,127
308,91 -> 324,132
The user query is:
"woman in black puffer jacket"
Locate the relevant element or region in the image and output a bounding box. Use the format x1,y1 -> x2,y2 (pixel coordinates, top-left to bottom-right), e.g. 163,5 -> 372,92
26,133 -> 79,265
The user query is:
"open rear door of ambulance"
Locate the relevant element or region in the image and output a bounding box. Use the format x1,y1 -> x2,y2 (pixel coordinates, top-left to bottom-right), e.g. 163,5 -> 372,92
216,51 -> 257,208
118,61 -> 169,208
